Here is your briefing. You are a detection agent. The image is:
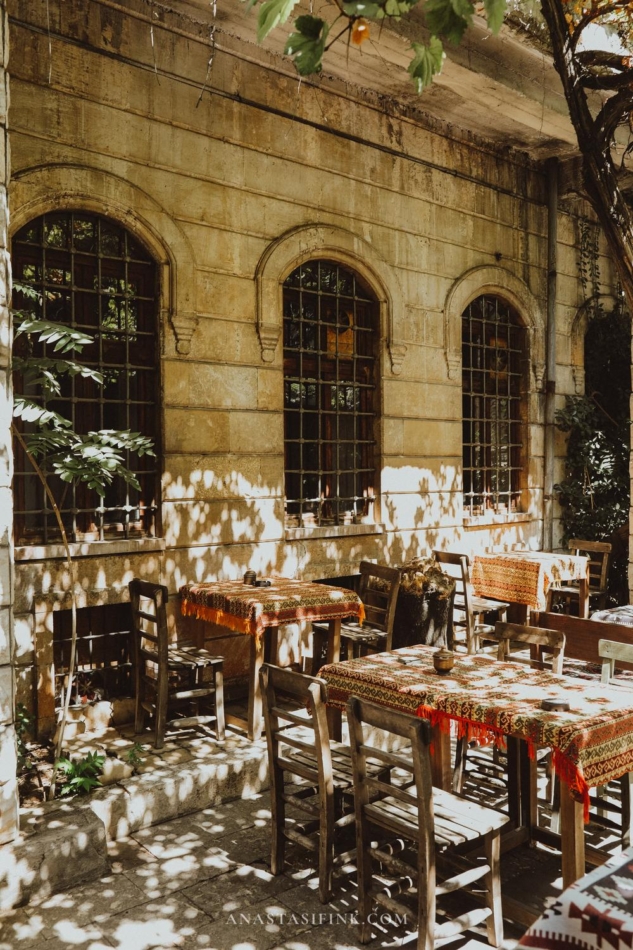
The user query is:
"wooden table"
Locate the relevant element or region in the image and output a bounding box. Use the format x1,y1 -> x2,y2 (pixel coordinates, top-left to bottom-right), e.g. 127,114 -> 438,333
520,843 -> 633,949
320,645 -> 633,895
180,578 -> 364,740
472,551 -> 590,619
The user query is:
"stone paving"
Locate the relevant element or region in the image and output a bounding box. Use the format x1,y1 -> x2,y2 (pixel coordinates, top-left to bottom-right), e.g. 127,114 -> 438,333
0,788 -> 533,950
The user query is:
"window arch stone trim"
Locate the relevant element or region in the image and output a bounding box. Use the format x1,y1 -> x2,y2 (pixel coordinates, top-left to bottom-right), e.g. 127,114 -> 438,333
10,163 -> 199,354
443,265 -> 545,389
570,294 -> 619,395
255,223 -> 407,374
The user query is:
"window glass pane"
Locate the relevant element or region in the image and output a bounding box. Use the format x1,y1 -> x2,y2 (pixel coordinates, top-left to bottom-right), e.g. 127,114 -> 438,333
282,259 -> 378,526
12,212 -> 159,543
461,294 -> 525,515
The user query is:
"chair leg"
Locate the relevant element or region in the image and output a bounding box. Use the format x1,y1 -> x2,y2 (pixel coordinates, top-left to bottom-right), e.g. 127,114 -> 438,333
483,830 -> 503,947
311,627 -> 327,676
355,811 -> 374,944
134,664 -> 145,737
318,795 -> 335,903
620,771 -> 633,847
270,762 -> 286,876
416,820 -> 435,950
155,664 -> 169,750
214,665 -> 225,741
452,736 -> 467,795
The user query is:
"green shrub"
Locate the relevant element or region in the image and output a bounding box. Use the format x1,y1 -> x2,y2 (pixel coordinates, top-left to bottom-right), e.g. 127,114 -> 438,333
57,751 -> 105,796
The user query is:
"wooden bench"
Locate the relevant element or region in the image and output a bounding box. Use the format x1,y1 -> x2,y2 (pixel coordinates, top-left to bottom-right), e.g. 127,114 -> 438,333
535,612 -> 633,671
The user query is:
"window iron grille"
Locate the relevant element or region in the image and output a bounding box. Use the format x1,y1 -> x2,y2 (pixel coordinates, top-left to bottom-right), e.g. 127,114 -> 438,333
462,294 -> 526,517
12,212 -> 160,543
283,260 -> 378,528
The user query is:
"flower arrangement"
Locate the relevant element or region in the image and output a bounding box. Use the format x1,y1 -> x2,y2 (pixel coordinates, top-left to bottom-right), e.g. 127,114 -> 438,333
398,556 -> 455,600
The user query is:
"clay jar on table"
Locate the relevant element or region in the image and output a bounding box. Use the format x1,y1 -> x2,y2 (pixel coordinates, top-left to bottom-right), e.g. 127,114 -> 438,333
433,648 -> 456,675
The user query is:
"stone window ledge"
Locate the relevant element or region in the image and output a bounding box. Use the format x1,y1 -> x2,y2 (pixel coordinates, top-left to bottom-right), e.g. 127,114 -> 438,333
463,513 -> 532,528
14,538 -> 166,562
285,523 -> 385,541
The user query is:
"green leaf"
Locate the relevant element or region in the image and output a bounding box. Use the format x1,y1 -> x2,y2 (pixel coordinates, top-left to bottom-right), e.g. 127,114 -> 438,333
14,317 -> 94,354
423,0 -> 470,44
342,1 -> 382,16
449,0 -> 472,18
13,397 -> 73,428
284,16 -> 329,75
408,37 -> 445,91
257,0 -> 299,42
483,0 -> 505,33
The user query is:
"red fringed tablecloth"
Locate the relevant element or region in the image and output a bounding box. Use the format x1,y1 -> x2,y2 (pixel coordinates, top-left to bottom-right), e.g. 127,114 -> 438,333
471,551 -> 588,610
180,578 -> 364,638
320,646 -> 633,818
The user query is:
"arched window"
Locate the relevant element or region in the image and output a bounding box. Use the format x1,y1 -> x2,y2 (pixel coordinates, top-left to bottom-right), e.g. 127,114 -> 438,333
462,294 -> 526,516
12,211 -> 160,543
283,259 -> 378,528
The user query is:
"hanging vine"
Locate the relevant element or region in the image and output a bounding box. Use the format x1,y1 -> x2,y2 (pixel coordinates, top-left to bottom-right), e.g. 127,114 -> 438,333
554,225 -> 631,603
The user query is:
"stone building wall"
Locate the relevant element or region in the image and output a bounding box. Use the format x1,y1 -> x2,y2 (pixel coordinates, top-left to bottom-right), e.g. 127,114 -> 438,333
0,0 -> 17,843
6,0 -> 597,734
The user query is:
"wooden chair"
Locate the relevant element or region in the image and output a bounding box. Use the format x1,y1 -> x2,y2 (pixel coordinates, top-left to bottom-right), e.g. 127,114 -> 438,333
453,622 -> 565,798
590,638 -> 633,846
311,561 -> 401,673
548,539 -> 611,614
260,663 -> 357,903
129,579 -> 225,749
347,696 -> 505,950
494,621 -> 566,673
433,551 -> 509,654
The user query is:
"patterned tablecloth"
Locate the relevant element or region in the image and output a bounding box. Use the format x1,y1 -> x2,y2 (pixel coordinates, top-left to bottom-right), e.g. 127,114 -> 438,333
320,645 -> 633,817
520,844 -> 633,949
180,578 -> 364,638
471,552 -> 588,611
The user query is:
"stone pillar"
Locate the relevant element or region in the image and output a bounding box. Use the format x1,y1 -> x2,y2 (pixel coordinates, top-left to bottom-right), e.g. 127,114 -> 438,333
0,1 -> 16,844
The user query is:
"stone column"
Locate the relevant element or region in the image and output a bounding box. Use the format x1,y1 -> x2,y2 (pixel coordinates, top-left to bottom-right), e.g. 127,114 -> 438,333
0,0 -> 16,844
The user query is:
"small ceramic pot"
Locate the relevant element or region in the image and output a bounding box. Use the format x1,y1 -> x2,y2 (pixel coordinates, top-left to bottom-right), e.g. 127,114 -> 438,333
433,648 -> 455,675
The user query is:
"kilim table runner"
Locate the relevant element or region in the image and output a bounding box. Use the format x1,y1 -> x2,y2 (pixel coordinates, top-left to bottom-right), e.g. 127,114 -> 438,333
180,578 -> 364,638
320,645 -> 633,817
181,577 -> 364,741
520,844 -> 633,950
471,552 -> 588,611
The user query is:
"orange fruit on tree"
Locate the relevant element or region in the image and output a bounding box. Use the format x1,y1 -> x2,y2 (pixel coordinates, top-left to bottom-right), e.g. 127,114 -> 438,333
351,18 -> 370,46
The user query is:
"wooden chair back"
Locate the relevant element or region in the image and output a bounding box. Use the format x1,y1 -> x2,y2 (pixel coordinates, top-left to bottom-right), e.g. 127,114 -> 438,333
129,578 -> 169,672
535,612 -> 633,670
433,551 -> 475,647
569,539 -> 611,597
494,621 -> 566,673
260,663 -> 334,801
347,694 -> 433,833
599,639 -> 633,685
357,560 -> 401,638
260,663 -> 342,901
347,695 -> 505,948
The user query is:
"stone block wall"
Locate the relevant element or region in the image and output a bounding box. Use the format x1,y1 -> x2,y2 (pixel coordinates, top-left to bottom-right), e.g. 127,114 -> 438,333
0,0 -> 16,844
5,0 -> 615,732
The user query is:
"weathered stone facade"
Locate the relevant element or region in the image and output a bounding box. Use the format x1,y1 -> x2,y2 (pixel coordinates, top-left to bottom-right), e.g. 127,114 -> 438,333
6,0 -> 618,748
0,0 -> 16,844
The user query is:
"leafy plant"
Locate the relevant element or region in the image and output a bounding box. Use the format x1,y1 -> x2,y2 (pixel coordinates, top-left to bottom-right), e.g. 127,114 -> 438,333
554,290 -> 631,603
244,0 -> 506,90
125,742 -> 145,771
15,703 -> 34,773
57,752 -> 105,796
11,280 -> 154,798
